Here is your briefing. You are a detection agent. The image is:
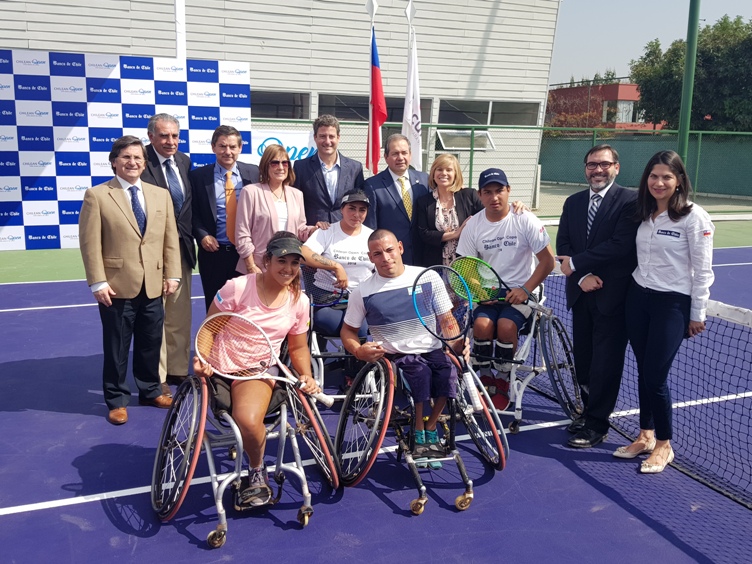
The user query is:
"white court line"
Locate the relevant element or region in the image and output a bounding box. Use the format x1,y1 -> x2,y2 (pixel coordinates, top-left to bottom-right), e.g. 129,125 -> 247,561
0,418 -> 572,517
714,262 -> 752,267
0,273 -> 202,287
0,295 -> 207,314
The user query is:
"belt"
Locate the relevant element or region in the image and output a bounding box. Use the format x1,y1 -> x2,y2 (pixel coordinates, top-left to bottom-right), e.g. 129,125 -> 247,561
633,282 -> 687,298
217,244 -> 235,251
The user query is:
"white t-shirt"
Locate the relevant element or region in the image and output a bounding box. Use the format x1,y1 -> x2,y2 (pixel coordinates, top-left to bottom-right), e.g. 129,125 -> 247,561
303,222 -> 375,292
456,209 -> 550,288
343,265 -> 448,355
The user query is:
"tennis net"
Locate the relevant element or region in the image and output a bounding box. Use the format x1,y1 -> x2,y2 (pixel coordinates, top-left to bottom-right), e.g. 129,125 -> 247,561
540,273 -> 752,509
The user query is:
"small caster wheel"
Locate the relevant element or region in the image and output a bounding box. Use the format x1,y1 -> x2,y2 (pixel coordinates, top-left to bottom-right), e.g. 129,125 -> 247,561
509,420 -> 520,434
455,492 -> 473,511
410,498 -> 427,515
207,529 -> 226,548
297,506 -> 313,527
229,446 -> 237,460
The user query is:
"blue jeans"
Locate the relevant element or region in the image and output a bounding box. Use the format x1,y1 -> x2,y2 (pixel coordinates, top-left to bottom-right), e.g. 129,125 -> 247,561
625,282 -> 690,441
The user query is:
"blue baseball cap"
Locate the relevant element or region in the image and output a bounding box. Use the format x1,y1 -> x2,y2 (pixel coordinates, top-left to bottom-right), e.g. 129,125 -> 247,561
478,168 -> 510,189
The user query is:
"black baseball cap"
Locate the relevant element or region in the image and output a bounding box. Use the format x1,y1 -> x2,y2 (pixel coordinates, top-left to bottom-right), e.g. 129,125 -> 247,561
267,237 -> 303,258
340,190 -> 370,207
478,168 -> 510,189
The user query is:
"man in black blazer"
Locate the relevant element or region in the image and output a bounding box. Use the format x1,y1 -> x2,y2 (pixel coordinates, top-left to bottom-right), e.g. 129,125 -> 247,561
141,114 -> 195,390
363,134 -> 429,265
293,114 -> 365,224
190,125 -> 260,311
556,144 -> 639,448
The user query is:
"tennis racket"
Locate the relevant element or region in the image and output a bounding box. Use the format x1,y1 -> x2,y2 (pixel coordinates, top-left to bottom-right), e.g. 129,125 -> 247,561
300,264 -> 348,308
411,266 -> 483,411
195,312 -> 334,407
451,256 -> 524,304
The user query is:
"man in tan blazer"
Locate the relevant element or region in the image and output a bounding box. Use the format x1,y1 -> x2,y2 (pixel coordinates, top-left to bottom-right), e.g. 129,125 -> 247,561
79,135 -> 181,425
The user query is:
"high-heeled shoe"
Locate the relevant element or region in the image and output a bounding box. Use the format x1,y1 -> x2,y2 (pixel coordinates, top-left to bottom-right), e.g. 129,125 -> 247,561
640,448 -> 674,474
613,439 -> 656,459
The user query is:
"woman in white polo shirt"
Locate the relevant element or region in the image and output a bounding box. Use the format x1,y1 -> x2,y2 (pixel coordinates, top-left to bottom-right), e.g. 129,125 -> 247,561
617,150 -> 714,473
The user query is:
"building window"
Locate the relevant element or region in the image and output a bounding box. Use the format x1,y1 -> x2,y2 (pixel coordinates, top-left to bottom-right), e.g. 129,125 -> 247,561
318,94 -> 370,121
251,91 -> 310,119
490,101 -> 539,126
439,99 -> 540,126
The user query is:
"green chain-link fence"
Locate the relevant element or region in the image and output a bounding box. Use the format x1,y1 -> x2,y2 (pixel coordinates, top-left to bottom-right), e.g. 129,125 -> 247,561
252,119 -> 752,219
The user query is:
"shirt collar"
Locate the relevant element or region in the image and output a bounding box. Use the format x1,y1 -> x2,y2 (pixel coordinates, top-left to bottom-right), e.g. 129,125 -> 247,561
215,162 -> 238,177
319,153 -> 340,171
590,181 -> 614,200
388,168 -> 408,184
115,176 -> 142,190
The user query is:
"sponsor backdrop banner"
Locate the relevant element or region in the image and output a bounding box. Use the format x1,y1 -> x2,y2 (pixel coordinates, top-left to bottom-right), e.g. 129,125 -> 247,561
0,48 -> 318,251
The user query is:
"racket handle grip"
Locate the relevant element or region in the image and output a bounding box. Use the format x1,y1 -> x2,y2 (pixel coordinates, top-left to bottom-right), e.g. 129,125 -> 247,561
463,370 -> 483,412
312,391 -> 335,408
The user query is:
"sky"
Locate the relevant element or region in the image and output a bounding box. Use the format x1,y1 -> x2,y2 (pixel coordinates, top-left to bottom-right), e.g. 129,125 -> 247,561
549,0 -> 752,85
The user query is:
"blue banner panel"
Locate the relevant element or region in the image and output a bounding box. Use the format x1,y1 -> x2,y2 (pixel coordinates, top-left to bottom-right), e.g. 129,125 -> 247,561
15,75 -> 52,101
52,102 -> 88,127
25,225 -> 61,249
0,201 -> 24,226
17,126 -> 54,151
86,78 -> 121,103
0,151 -> 20,176
21,176 -> 57,201
58,200 -> 82,224
187,60 -> 219,83
188,106 -> 220,130
120,56 -> 154,80
50,52 -> 86,77
55,152 -> 91,176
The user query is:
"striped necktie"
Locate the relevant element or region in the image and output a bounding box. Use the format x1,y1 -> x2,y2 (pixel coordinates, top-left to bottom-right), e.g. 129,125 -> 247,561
163,158 -> 184,214
399,176 -> 412,220
225,171 -> 237,245
587,193 -> 602,236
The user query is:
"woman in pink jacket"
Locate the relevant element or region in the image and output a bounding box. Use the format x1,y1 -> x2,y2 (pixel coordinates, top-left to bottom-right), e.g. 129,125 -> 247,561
235,145 -> 321,274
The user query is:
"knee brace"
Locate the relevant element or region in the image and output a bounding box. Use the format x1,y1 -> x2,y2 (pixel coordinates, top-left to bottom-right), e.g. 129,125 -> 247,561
472,340 -> 493,369
493,340 -> 515,373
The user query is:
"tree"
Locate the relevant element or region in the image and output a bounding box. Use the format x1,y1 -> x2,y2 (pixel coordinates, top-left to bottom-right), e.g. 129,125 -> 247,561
630,15 -> 752,131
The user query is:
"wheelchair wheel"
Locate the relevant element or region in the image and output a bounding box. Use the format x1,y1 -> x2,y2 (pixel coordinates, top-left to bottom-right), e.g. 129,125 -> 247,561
151,376 -> 207,521
457,370 -> 508,471
541,315 -> 584,420
288,386 -> 341,490
334,359 -> 394,487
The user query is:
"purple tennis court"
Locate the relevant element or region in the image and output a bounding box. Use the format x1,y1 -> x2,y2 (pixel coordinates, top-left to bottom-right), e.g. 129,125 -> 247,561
1,247 -> 751,562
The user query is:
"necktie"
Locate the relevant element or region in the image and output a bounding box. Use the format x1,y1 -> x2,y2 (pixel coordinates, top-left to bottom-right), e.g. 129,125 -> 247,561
164,158 -> 184,214
399,176 -> 412,220
587,193 -> 602,236
129,186 -> 146,236
225,171 -> 237,245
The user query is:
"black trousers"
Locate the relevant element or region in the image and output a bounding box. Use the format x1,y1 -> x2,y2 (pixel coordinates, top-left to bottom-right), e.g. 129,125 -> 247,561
625,282 -> 690,441
197,244 -> 242,311
571,292 -> 629,434
99,286 -> 163,410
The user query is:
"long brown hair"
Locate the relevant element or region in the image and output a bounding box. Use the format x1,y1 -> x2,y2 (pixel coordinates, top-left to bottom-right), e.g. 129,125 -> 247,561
636,150 -> 693,222
262,231 -> 302,302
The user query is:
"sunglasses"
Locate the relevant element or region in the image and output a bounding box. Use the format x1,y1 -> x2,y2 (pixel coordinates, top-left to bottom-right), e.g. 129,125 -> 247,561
270,160 -> 290,167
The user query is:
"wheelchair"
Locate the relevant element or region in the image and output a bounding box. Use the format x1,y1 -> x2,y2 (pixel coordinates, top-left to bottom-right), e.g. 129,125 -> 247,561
301,265 -> 358,401
470,283 -> 583,433
150,373 -> 339,548
334,356 -> 508,515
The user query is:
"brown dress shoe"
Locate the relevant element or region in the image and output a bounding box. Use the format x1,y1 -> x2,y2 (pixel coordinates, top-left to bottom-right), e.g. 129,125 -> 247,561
139,394 -> 173,409
107,407 -> 128,425
161,382 -> 173,398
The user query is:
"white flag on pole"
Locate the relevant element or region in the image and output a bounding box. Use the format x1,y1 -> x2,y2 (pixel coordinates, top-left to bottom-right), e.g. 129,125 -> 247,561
402,0 -> 422,170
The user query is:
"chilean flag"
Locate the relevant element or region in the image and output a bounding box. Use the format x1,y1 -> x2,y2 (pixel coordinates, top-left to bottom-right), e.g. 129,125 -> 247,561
367,27 -> 388,175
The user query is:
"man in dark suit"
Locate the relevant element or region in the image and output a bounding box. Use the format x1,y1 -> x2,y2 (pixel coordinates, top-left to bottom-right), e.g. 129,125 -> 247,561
363,133 -> 429,265
191,125 -> 260,311
556,144 -> 639,448
293,114 -> 365,224
141,114 -> 194,391
79,136 -> 180,425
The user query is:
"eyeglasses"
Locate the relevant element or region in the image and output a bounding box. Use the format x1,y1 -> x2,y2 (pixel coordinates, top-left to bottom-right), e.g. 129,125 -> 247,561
585,161 -> 615,170
270,160 -> 290,168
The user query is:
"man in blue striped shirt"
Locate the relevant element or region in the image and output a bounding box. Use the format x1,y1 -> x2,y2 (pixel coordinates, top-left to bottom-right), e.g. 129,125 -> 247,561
341,229 -> 462,468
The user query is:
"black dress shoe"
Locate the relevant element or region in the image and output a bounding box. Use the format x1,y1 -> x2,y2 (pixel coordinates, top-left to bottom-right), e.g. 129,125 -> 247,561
567,428 -> 607,448
566,417 -> 586,434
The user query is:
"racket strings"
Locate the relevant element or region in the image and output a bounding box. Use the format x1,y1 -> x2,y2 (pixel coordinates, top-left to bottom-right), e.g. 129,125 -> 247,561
452,257 -> 502,302
415,268 -> 470,342
197,316 -> 273,377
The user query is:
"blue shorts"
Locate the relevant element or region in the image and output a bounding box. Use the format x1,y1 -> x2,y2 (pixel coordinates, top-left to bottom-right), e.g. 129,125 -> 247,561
473,302 -> 531,332
391,349 -> 457,403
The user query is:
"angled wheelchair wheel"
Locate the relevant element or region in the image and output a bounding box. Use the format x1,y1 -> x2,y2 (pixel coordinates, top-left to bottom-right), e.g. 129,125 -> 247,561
457,370 -> 508,471
541,315 -> 584,420
288,386 -> 341,490
334,359 -> 394,487
151,376 -> 207,521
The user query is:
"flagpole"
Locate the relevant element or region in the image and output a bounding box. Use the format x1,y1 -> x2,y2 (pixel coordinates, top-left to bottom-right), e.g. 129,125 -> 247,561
366,1 -> 378,173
